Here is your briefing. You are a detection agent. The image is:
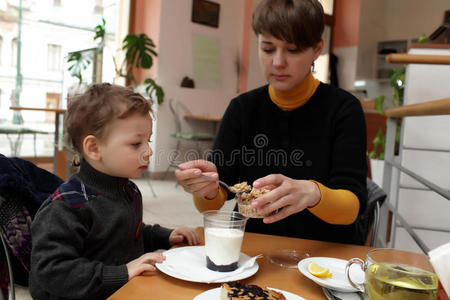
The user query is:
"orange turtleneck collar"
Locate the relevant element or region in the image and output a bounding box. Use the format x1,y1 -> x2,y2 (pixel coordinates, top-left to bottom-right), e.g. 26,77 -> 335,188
269,72 -> 320,111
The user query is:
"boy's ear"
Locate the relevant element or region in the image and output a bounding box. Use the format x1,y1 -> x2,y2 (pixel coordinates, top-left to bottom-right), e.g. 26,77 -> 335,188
83,135 -> 101,161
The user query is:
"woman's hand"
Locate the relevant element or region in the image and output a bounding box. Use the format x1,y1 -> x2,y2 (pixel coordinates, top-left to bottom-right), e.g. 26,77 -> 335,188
169,227 -> 200,246
126,252 -> 165,280
175,160 -> 219,199
251,174 -> 321,223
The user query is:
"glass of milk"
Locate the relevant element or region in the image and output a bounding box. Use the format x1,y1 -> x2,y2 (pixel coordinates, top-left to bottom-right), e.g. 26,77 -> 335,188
203,210 -> 248,272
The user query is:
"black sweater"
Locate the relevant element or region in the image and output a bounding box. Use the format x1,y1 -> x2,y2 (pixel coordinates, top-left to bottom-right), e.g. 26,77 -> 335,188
29,161 -> 173,300
211,83 -> 368,244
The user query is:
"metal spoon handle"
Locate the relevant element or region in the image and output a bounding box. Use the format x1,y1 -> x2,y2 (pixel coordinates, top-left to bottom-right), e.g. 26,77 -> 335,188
169,163 -> 231,190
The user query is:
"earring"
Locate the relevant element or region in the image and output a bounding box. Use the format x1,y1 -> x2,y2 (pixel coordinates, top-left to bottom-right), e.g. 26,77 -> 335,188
72,153 -> 81,167
311,62 -> 315,73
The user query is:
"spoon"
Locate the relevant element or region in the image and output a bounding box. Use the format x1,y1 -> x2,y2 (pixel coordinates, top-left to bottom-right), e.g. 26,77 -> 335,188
169,163 -> 238,194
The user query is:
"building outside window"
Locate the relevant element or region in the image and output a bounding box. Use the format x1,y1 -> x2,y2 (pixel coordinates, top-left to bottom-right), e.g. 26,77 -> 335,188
0,36 -> 3,65
94,0 -> 103,14
11,38 -> 17,67
47,43 -> 62,71
0,0 -> 122,158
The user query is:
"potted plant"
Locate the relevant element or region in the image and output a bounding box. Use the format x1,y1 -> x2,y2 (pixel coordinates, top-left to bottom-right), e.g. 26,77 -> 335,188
67,18 -> 164,105
116,33 -> 164,104
367,67 -> 404,185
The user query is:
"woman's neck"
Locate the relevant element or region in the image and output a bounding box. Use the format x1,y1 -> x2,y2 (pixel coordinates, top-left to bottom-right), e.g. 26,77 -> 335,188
269,72 -> 320,110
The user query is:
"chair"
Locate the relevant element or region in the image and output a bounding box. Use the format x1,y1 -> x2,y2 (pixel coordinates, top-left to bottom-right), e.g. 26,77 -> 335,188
1,228 -> 14,300
0,154 -> 63,299
357,177 -> 387,246
164,99 -> 216,178
0,123 -> 49,157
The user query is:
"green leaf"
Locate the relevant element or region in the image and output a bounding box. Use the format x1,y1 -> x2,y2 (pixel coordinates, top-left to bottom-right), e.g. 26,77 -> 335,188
144,78 -> 165,105
417,34 -> 430,44
370,128 -> 387,160
395,122 -> 402,144
66,51 -> 92,84
94,17 -> 106,49
375,95 -> 385,114
388,67 -> 405,107
122,33 -> 158,70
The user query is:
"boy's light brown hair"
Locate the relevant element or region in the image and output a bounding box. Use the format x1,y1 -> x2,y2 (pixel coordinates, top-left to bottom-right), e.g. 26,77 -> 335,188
65,83 -> 153,165
252,0 -> 325,51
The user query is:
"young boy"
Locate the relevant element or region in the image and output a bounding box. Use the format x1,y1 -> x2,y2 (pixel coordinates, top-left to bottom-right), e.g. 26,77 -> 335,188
29,83 -> 199,299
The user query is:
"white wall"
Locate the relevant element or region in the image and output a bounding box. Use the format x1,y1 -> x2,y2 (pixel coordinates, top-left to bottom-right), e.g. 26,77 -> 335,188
246,0 -> 266,91
150,0 -> 246,173
356,0 -> 386,80
384,0 -> 449,41
333,46 -> 358,90
246,29 -> 266,91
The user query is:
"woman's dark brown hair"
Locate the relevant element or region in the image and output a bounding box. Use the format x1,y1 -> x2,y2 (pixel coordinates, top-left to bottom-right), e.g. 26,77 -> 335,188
252,0 -> 325,51
65,83 -> 153,165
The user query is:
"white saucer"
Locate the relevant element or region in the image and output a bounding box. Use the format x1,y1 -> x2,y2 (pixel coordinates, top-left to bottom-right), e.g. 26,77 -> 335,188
298,257 -> 365,293
193,287 -> 306,300
156,246 -> 259,283
322,287 -> 363,300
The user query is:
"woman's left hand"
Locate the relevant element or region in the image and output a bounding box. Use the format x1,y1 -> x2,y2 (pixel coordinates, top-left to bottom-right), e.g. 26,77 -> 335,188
251,174 -> 321,223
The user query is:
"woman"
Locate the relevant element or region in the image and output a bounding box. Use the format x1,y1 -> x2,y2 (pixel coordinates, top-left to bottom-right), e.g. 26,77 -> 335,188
176,0 -> 367,244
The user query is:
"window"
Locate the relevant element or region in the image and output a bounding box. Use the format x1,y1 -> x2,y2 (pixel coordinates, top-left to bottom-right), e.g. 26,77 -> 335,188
11,38 -> 17,67
47,44 -> 62,71
319,0 -> 334,15
94,0 -> 103,14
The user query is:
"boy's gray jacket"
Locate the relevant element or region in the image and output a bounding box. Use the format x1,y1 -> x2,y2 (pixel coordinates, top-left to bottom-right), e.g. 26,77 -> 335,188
29,160 -> 172,300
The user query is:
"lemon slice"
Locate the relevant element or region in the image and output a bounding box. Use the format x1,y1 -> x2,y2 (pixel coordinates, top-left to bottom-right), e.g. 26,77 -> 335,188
307,262 -> 332,278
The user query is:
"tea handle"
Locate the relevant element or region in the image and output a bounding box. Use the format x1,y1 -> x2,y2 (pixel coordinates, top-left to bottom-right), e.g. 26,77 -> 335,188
345,258 -> 366,293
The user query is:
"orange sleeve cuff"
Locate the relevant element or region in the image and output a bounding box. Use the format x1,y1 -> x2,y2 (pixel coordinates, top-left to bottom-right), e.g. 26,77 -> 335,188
192,186 -> 227,213
307,180 -> 360,225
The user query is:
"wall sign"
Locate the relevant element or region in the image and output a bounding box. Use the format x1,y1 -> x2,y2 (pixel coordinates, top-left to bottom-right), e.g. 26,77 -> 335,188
191,0 -> 220,28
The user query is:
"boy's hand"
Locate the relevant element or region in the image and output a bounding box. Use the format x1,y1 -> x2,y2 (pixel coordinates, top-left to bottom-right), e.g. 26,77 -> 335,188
126,252 -> 165,280
169,227 -> 200,246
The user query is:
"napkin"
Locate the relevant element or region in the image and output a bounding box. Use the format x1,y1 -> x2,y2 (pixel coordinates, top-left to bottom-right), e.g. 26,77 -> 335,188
428,242 -> 450,296
159,246 -> 260,283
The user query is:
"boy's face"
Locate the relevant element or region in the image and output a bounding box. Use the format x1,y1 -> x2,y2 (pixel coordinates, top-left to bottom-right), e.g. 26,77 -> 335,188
97,112 -> 153,179
258,33 -> 323,92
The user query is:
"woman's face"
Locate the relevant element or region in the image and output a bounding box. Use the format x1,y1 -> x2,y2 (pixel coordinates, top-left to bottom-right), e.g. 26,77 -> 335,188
258,33 -> 323,92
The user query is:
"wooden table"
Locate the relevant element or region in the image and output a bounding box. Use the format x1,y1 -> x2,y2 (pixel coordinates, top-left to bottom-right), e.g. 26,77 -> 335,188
109,229 -> 375,300
184,115 -> 222,122
9,106 -> 67,178
184,115 -> 222,133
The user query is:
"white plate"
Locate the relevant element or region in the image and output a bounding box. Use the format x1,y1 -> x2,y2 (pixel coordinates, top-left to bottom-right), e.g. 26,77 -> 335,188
193,287 -> 306,300
322,287 -> 362,300
298,257 -> 365,293
156,246 -> 258,283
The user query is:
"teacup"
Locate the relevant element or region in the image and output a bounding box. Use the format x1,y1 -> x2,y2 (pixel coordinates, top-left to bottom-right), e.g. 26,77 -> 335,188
203,210 -> 248,272
346,248 -> 438,300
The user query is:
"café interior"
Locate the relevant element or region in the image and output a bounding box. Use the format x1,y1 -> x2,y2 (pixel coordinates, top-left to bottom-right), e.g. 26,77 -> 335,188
1,0 -> 449,299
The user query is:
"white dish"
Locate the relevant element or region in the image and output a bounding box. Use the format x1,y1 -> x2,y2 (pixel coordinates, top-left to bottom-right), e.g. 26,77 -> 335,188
322,287 -> 362,300
298,257 -> 365,293
156,246 -> 258,283
193,287 -> 306,300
